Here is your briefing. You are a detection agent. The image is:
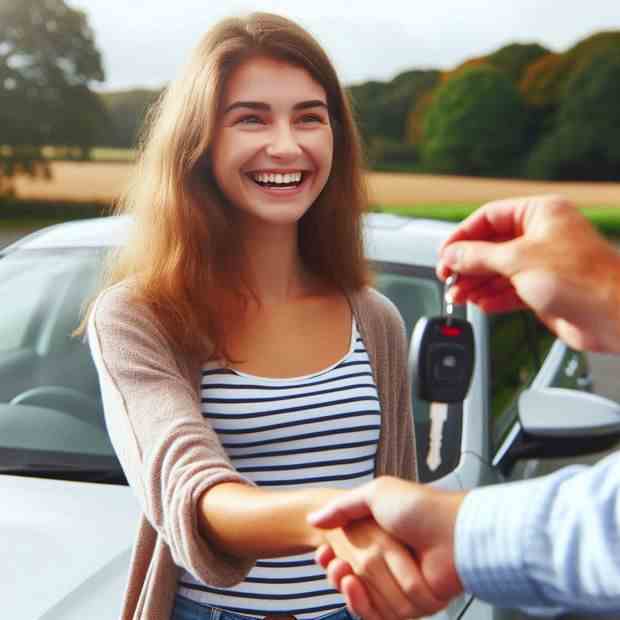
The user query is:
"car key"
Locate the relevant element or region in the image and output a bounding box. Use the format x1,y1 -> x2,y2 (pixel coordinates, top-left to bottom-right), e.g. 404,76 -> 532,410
411,274 -> 475,403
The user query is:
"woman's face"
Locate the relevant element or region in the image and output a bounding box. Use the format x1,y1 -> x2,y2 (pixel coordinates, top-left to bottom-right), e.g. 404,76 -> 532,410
211,55 -> 334,228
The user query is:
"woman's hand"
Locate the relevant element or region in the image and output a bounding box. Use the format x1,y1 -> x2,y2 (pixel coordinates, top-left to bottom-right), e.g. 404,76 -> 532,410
321,518 -> 445,620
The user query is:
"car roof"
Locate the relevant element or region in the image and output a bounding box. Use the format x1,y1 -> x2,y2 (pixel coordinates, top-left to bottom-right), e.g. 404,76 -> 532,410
3,215 -> 133,251
3,213 -> 456,268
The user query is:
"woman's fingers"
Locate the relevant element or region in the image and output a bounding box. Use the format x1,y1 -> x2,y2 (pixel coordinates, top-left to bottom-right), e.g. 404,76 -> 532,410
383,546 -> 446,616
355,550 -> 421,620
326,557 -> 354,590
340,575 -> 384,620
325,555 -> 397,620
315,544 -> 335,569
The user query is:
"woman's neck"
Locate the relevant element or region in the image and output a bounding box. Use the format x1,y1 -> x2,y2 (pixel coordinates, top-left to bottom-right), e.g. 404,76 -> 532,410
239,221 -> 316,306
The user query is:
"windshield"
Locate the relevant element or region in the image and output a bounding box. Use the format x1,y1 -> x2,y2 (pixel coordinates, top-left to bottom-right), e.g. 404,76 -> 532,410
0,248 -> 122,478
0,247 -> 458,484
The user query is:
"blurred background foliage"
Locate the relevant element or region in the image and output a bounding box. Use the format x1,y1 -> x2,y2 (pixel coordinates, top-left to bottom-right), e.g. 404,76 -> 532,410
0,0 -> 105,192
1,0 -> 619,190
354,31 -> 620,180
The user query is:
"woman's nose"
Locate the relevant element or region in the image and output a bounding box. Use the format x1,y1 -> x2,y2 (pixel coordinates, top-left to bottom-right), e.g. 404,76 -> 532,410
265,123 -> 302,159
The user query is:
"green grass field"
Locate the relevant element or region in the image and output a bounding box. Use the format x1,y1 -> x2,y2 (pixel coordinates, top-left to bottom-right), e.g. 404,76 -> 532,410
2,200 -> 620,239
374,203 -> 620,236
40,146 -> 137,162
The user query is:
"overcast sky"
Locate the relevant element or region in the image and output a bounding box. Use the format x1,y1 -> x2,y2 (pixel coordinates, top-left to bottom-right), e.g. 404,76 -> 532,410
69,0 -> 620,91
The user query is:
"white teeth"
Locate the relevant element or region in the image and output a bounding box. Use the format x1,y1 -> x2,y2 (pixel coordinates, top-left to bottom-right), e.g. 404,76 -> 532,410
252,171 -> 303,185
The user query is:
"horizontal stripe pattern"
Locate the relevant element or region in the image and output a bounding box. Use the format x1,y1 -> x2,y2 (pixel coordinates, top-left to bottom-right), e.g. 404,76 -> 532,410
178,320 -> 380,618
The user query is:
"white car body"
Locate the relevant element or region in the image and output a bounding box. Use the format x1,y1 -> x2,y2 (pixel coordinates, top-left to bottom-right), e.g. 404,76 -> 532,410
0,214 -> 613,620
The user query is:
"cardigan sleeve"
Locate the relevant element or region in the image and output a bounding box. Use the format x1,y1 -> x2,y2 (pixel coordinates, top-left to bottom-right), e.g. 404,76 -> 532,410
355,287 -> 417,482
382,293 -> 417,482
87,283 -> 256,587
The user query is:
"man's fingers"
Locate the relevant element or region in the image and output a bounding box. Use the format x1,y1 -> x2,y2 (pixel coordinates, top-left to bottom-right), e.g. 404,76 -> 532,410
438,196 -> 536,253
455,275 -> 526,313
448,274 -> 508,304
307,492 -> 372,529
474,290 -> 526,314
438,240 -> 521,279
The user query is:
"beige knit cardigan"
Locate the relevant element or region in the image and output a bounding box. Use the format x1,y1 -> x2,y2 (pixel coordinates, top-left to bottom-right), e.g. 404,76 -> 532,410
87,281 -> 418,620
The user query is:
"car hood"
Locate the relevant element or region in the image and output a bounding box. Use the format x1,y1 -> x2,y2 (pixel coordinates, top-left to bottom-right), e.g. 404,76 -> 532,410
0,474 -> 140,620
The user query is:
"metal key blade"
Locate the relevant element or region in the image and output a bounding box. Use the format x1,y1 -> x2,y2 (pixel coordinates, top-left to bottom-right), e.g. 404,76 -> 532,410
427,402 -> 448,471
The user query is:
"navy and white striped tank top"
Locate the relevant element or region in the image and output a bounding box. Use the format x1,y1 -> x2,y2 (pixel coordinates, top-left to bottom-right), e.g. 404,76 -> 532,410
177,318 -> 381,618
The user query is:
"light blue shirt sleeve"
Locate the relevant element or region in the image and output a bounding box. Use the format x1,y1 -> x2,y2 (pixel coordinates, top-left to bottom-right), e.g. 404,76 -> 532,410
454,451 -> 620,615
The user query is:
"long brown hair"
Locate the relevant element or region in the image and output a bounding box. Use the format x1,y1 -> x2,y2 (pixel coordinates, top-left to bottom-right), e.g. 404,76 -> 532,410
83,12 -> 370,363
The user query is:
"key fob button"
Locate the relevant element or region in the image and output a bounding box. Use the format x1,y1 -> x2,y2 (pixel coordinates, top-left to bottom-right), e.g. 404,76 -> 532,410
430,344 -> 466,382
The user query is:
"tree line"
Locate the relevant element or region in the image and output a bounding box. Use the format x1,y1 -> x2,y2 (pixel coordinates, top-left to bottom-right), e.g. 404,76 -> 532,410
1,0 -> 619,194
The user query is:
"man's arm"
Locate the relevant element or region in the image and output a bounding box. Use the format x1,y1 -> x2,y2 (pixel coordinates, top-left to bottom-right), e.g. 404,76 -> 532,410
456,451 -> 620,614
310,454 -> 620,616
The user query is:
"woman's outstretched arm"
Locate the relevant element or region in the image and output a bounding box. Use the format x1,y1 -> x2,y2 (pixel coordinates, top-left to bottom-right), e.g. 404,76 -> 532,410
198,482 -> 339,555
200,482 -> 445,620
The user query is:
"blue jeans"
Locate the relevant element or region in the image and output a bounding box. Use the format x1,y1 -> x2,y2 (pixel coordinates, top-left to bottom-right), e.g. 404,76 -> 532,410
170,595 -> 356,620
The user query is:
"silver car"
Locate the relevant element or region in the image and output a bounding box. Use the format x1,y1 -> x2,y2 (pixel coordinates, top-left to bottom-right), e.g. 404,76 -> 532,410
1,214 -> 619,620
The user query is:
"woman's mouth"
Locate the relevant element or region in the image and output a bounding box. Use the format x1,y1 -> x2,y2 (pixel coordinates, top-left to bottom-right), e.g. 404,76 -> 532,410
248,171 -> 306,190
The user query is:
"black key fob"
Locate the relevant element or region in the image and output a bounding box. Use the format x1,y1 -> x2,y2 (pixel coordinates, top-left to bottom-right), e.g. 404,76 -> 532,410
411,316 -> 475,403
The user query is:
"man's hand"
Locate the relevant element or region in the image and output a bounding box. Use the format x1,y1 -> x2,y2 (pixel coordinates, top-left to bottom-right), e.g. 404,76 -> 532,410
436,195 -> 620,353
308,477 -> 466,618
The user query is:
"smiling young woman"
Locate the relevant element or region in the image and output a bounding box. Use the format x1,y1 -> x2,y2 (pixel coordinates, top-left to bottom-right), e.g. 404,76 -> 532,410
81,13 -> 424,620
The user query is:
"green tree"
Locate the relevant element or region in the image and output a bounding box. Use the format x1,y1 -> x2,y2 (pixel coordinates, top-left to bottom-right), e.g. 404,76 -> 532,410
422,66 -> 527,176
99,88 -> 162,149
486,42 -> 549,84
0,0 -> 104,193
526,50 -> 620,180
347,80 -> 390,143
521,31 -> 620,108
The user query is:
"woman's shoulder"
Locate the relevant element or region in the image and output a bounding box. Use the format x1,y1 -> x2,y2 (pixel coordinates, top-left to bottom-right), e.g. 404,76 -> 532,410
91,278 -> 139,317
89,278 -> 161,338
349,286 -> 404,329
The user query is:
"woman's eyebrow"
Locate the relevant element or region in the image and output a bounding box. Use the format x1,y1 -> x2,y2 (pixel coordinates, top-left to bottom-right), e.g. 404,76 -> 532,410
293,100 -> 329,111
223,100 -> 328,114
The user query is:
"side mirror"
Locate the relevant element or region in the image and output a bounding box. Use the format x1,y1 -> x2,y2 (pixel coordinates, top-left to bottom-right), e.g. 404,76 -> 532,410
520,388 -> 620,437
495,388 -> 620,475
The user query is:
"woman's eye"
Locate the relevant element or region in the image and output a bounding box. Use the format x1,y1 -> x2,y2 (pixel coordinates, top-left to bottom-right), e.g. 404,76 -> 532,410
237,115 -> 264,125
298,114 -> 325,124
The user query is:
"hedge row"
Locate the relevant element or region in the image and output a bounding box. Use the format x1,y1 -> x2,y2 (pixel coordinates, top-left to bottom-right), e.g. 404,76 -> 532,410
0,199 -> 111,222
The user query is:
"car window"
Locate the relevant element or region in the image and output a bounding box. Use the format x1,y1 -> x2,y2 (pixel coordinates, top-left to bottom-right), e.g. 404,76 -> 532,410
489,310 -> 555,452
373,263 -> 464,483
0,249 -> 120,474
0,269 -> 51,351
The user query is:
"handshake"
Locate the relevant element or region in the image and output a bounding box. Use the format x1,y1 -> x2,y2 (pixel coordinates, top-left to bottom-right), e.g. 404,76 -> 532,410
309,195 -> 620,619
307,477 -> 465,620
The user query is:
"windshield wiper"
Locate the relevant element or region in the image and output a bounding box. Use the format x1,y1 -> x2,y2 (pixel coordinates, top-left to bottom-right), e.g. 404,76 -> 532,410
0,463 -> 127,485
